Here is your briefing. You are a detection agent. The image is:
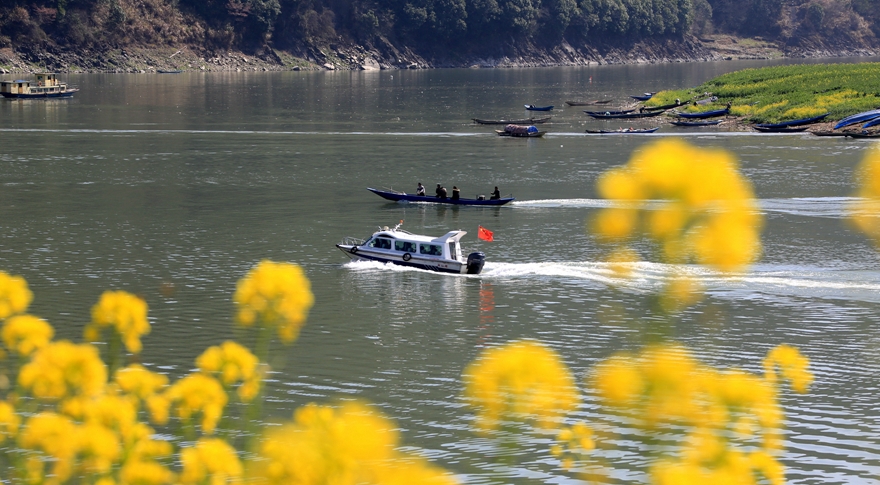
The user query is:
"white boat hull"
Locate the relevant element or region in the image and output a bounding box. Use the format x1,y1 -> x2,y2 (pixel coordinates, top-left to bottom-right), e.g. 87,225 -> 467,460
336,244 -> 469,274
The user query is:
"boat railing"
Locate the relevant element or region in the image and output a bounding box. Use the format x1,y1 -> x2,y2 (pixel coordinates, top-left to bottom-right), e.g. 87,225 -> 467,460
341,236 -> 365,246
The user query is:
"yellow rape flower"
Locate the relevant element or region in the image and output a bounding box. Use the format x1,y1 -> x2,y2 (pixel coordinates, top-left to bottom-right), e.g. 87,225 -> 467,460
196,341 -> 262,401
253,400 -> 456,485
86,290 -> 150,354
462,339 -> 578,431
121,436 -> 175,484
2,314 -> 53,356
180,438 -> 243,485
19,412 -> 81,483
234,260 -> 314,344
848,144 -> 880,247
0,400 -> 19,443
115,364 -> 169,401
79,422 -> 122,475
19,340 -> 108,401
592,139 -> 762,306
0,270 -> 32,319
763,344 -> 813,393
151,373 -> 227,434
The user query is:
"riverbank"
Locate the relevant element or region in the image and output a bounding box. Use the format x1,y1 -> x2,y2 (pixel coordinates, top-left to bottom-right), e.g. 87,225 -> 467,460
1,34 -> 877,74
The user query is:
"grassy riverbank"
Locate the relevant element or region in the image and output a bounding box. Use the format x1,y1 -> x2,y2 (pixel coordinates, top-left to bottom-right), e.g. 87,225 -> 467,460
649,62 -> 880,124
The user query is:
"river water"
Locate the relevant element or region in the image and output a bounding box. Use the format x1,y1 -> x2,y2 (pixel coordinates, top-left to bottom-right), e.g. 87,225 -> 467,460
2,59 -> 880,484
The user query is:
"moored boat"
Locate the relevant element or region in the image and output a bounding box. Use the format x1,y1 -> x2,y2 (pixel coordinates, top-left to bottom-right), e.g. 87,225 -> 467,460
586,111 -> 664,120
753,126 -> 808,133
495,124 -> 545,137
336,222 -> 486,275
583,108 -> 636,116
755,113 -> 829,129
565,100 -> 613,106
630,93 -> 655,101
674,108 -> 730,119
670,120 -> 722,127
472,116 -> 551,125
367,187 -> 514,206
833,109 -> 880,130
0,73 -> 79,99
525,104 -> 554,111
586,127 -> 659,134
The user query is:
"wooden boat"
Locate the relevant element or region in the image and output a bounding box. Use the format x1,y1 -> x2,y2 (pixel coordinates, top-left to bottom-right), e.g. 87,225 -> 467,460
586,110 -> 665,120
630,93 -> 655,101
157,69 -> 184,74
584,109 -> 636,116
833,109 -> 880,130
586,127 -> 660,134
755,113 -> 828,129
845,132 -> 880,139
0,73 -> 78,98
753,126 -> 808,133
811,131 -> 851,137
565,100 -> 613,106
670,120 -> 722,127
336,221 -> 487,275
674,108 -> 730,119
496,124 -> 545,137
367,187 -> 514,206
525,105 -> 554,111
472,116 -> 551,125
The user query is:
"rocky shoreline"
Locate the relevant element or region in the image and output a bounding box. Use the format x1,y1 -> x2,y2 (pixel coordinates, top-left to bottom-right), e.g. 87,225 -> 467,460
0,35 -> 877,75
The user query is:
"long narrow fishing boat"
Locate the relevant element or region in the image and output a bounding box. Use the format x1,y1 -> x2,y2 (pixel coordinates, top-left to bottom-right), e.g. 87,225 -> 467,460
0,73 -> 79,98
753,126 -> 809,133
670,120 -> 722,127
585,127 -> 659,134
583,109 -> 636,116
755,113 -> 829,129
565,100 -> 613,106
367,188 -> 514,206
336,221 -> 486,275
674,108 -> 730,119
525,104 -> 554,111
586,110 -> 664,120
472,116 -> 551,125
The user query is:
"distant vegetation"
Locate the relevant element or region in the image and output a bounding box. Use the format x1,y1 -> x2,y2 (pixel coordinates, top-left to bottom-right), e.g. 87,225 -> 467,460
650,62 -> 880,123
0,0 -> 878,60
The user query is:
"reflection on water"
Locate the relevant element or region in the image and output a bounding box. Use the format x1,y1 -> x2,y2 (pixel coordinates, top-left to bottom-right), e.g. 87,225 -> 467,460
2,63 -> 880,483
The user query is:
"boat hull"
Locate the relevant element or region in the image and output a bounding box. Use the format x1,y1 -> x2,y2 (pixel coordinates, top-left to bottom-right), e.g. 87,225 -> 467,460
671,120 -> 722,126
675,108 -> 730,119
525,105 -> 554,111
586,127 -> 659,134
367,188 -> 514,206
472,116 -> 551,125
1,90 -> 78,99
336,245 -> 468,274
495,130 -> 545,137
755,113 -> 828,129
586,111 -> 663,119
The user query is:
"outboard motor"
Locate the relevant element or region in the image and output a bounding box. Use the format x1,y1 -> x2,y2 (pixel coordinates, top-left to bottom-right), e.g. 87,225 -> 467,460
466,252 -> 486,275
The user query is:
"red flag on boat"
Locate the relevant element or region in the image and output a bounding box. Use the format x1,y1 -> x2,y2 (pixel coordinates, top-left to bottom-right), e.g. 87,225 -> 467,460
478,226 -> 494,242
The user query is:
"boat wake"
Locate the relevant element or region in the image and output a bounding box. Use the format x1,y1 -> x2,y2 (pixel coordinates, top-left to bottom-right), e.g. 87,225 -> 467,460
344,259 -> 880,303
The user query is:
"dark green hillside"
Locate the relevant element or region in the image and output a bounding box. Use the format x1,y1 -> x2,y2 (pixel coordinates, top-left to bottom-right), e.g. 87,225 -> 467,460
0,0 -> 878,69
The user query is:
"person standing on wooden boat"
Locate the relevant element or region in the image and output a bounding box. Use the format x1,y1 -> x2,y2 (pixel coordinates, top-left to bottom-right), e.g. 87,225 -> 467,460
451,186 -> 460,200
490,187 -> 501,200
436,184 -> 448,199
416,182 -> 425,196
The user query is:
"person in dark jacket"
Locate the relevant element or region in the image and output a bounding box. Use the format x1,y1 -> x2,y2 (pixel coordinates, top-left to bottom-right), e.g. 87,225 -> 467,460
451,186 -> 460,200
436,184 -> 447,199
490,186 -> 500,200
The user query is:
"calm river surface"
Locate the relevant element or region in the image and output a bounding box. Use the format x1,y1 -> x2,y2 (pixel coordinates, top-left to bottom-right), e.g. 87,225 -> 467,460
2,59 -> 880,484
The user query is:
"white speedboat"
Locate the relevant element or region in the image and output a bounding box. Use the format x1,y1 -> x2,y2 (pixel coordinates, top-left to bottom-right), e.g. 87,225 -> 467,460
336,222 -> 486,275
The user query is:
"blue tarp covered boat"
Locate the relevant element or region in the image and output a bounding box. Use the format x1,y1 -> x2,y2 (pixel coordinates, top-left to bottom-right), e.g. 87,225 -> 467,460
367,188 -> 514,206
833,109 -> 880,130
863,118 -> 880,129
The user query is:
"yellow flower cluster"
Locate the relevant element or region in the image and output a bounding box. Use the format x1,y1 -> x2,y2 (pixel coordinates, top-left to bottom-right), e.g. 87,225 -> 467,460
234,260 -> 314,344
148,373 -> 228,435
19,341 -> 108,401
763,344 -> 813,393
462,339 -> 578,431
2,314 -> 54,356
550,422 -> 595,470
0,270 -> 32,319
196,340 -> 262,401
86,290 -> 151,354
848,144 -> 880,247
594,139 -> 762,274
591,343 -> 811,485
115,363 -> 169,401
254,401 -> 458,485
180,438 -> 243,485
